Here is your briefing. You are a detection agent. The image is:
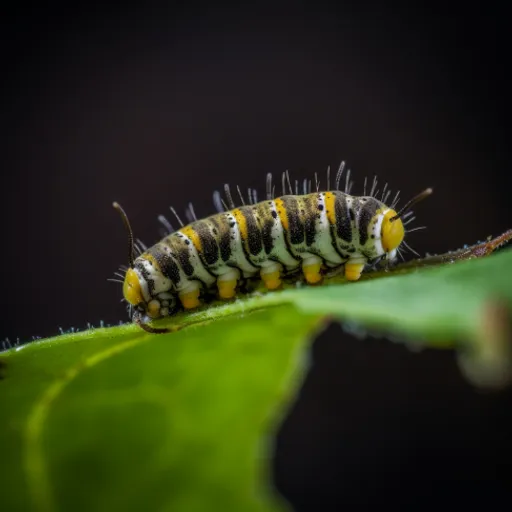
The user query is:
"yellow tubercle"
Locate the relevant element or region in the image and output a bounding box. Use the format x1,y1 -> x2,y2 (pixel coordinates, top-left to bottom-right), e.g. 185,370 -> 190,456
123,268 -> 143,306
147,300 -> 161,318
261,270 -> 282,290
345,262 -> 364,281
218,279 -> 237,299
179,289 -> 201,309
303,263 -> 322,284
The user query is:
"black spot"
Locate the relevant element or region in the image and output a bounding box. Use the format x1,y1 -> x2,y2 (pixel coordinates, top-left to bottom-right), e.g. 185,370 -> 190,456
185,240 -> 191,245
317,204 -> 324,211
271,210 -> 277,219
229,221 -> 236,228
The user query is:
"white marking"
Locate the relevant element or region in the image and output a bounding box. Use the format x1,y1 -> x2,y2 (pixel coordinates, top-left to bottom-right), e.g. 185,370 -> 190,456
266,200 -> 301,270
139,259 -> 173,296
217,267 -> 240,282
223,212 -> 260,276
314,194 -> 345,265
372,212 -> 385,256
302,255 -> 322,269
260,261 -> 283,275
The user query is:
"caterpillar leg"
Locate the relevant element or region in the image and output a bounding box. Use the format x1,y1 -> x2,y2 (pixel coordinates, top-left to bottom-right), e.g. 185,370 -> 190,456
345,259 -> 366,281
217,268 -> 240,299
147,299 -> 161,319
260,262 -> 283,290
179,282 -> 201,309
302,256 -> 323,284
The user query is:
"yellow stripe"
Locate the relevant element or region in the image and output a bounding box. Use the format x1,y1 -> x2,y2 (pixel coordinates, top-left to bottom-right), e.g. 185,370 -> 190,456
274,198 -> 289,231
323,192 -> 336,225
232,208 -> 248,241
179,226 -> 202,252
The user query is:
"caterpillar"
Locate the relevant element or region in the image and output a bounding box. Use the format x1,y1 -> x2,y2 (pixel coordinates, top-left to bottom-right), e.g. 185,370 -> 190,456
112,162 -> 432,333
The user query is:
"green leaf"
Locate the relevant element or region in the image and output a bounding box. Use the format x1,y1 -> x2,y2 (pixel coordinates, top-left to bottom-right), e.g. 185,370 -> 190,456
1,234 -> 512,512
0,306 -> 321,512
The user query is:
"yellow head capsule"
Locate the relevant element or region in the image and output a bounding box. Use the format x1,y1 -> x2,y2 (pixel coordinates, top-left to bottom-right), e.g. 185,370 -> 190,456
123,268 -> 144,306
381,209 -> 405,252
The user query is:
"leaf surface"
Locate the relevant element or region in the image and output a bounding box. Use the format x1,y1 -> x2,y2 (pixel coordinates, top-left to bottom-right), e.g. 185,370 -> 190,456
1,239 -> 511,512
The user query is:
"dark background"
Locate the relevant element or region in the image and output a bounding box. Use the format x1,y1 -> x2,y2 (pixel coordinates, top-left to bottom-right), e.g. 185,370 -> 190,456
2,3 -> 511,510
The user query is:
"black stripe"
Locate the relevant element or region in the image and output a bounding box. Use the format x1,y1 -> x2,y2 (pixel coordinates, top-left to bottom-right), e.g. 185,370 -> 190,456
151,247 -> 181,284
167,238 -> 195,277
304,196 -> 318,247
240,206 -> 263,256
262,218 -> 275,254
357,198 -> 380,246
283,196 -> 304,245
136,260 -> 156,295
211,216 -> 232,262
193,221 -> 219,266
334,193 -> 352,243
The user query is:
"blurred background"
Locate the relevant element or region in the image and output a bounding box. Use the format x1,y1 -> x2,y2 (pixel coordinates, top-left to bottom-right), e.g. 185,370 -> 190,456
2,3 -> 511,510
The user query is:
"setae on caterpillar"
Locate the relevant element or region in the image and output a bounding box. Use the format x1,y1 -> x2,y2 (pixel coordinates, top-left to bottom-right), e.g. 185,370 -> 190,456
112,162 -> 432,333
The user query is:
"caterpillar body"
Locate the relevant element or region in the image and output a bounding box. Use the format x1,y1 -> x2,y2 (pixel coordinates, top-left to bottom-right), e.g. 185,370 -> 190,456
113,163 -> 432,333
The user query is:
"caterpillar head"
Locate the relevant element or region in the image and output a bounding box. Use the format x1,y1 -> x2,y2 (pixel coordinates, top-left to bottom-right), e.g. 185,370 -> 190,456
381,210 -> 405,252
381,187 -> 432,255
113,202 -> 174,333
123,260 -> 177,317
123,267 -> 144,306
